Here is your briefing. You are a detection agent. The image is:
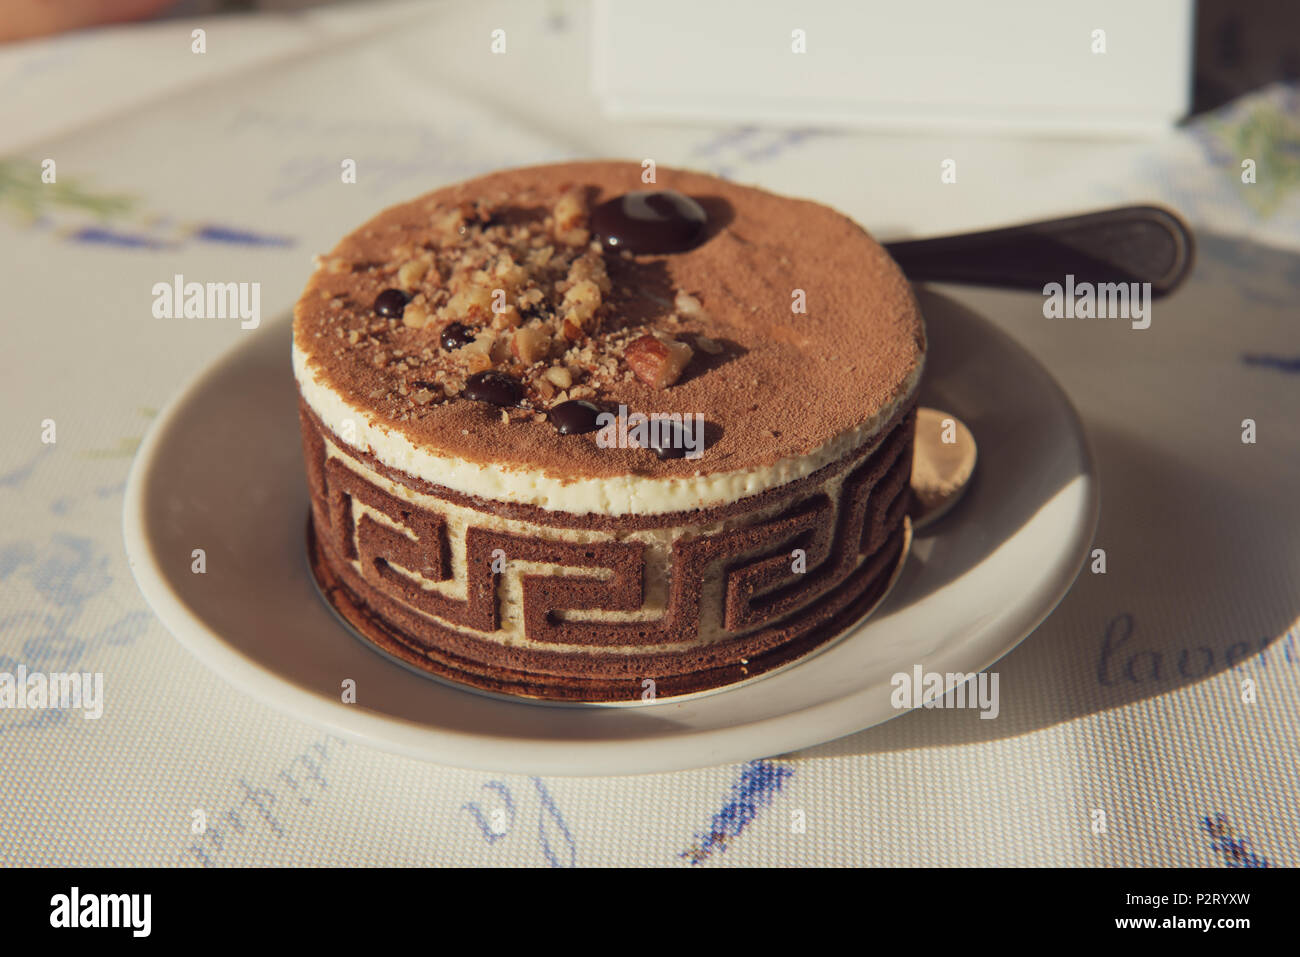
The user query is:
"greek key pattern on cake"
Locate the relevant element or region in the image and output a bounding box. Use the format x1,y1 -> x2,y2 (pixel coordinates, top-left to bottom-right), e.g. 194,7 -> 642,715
301,403 -> 915,652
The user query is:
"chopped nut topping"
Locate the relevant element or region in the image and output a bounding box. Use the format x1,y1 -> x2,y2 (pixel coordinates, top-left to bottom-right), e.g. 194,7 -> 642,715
317,186 -> 721,415
561,278 -> 602,334
553,186 -> 590,246
490,304 -> 522,330
443,284 -> 493,324
434,208 -> 465,241
397,258 -> 431,289
402,302 -> 431,329
625,334 -> 694,389
674,290 -> 707,318
512,325 -> 550,364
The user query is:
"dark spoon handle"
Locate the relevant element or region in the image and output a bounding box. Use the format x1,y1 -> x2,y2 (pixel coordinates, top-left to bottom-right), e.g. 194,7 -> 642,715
884,205 -> 1195,299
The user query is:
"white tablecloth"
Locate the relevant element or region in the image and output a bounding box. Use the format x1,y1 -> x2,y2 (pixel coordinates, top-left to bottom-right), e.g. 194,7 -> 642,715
1,0 -> 1296,867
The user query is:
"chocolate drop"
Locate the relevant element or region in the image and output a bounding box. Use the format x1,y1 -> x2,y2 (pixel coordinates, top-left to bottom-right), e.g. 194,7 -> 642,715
590,190 -> 707,254
440,322 -> 477,350
648,421 -> 689,460
374,288 -> 411,317
463,371 -> 522,407
549,400 -> 602,435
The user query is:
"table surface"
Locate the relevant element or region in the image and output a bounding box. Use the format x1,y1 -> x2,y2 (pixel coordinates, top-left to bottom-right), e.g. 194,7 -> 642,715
1,0 -> 1297,867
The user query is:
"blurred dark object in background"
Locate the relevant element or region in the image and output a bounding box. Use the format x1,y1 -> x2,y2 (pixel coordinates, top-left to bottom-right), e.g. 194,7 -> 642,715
1194,0 -> 1300,115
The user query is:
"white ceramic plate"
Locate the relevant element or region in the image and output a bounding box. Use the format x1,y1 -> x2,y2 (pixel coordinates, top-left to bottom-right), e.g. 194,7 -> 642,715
123,288 -> 1097,775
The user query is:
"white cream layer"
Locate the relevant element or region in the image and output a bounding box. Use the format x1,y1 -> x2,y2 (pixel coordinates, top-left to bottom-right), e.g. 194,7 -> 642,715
293,339 -> 923,516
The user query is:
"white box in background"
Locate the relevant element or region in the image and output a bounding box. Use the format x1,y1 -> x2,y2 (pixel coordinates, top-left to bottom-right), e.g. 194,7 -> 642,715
592,0 -> 1193,136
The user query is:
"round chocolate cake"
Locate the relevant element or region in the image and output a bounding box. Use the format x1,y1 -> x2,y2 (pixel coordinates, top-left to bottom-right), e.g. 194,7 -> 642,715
294,160 -> 925,701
